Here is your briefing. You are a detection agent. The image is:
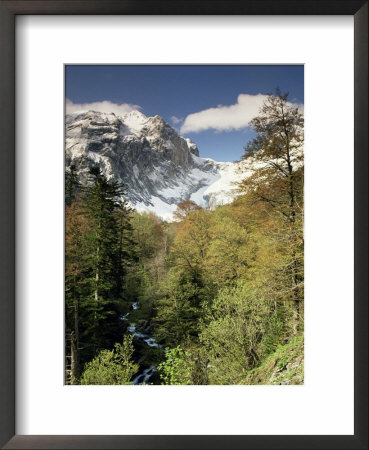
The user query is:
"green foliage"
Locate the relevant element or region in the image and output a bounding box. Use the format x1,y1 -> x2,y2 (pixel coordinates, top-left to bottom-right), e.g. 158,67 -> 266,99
157,346 -> 194,385
199,281 -> 271,384
240,90 -> 304,227
244,335 -> 304,385
131,211 -> 163,261
65,164 -> 81,206
65,167 -> 137,378
79,335 -> 139,385
205,213 -> 256,288
154,270 -> 203,346
66,91 -> 304,385
259,306 -> 290,358
239,91 -> 304,336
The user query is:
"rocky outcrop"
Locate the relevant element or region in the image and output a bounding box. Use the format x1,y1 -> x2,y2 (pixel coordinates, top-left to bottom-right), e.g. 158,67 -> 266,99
65,110 -> 244,219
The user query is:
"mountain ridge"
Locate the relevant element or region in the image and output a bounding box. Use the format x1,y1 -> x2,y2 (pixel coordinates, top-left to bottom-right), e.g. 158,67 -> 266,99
65,109 -> 245,220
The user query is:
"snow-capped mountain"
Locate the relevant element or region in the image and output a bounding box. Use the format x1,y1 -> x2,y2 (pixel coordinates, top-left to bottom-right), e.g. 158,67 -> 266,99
65,110 -> 247,220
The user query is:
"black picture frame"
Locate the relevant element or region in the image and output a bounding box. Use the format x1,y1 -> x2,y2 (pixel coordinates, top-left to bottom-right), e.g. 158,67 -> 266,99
0,1 -> 367,449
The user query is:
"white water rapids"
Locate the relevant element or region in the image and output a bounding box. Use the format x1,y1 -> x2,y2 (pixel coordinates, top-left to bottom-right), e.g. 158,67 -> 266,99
121,301 -> 162,385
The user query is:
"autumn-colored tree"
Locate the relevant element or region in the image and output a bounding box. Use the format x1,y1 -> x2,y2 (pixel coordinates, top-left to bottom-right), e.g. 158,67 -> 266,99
131,211 -> 163,262
239,90 -> 304,334
205,209 -> 256,288
173,200 -> 202,222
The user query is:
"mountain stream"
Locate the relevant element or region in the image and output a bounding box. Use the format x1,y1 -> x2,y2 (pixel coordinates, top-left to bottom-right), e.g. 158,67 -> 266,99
121,302 -> 162,385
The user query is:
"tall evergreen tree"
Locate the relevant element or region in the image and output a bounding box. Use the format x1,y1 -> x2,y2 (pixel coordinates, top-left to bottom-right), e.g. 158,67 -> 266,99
80,166 -> 133,355
65,166 -> 136,382
65,164 -> 81,206
65,199 -> 90,383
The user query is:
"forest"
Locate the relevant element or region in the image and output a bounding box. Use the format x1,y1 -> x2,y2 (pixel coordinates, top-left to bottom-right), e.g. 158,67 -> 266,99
65,92 -> 304,385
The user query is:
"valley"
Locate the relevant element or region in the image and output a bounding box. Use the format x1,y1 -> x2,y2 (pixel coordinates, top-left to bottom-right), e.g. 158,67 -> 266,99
65,91 -> 304,386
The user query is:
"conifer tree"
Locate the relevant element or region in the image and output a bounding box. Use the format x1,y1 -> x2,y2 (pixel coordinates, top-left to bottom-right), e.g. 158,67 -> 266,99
65,199 -> 90,383
79,167 -> 133,357
65,164 -> 81,206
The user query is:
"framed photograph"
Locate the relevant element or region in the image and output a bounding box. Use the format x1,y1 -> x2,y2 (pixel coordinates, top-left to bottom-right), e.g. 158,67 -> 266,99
0,1 -> 367,449
63,64 -> 305,388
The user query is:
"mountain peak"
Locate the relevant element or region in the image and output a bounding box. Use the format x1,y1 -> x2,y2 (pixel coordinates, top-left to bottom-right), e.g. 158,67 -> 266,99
123,110 -> 147,119
65,110 -> 245,220
121,110 -> 149,134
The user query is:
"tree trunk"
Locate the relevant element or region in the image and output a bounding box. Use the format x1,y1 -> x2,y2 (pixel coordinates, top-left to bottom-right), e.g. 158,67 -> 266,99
285,127 -> 299,335
291,250 -> 300,335
70,330 -> 79,384
72,296 -> 80,381
94,244 -> 99,302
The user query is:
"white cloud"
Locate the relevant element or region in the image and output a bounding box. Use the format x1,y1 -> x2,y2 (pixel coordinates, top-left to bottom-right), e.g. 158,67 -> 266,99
180,94 -> 267,134
170,115 -> 183,125
180,94 -> 303,134
66,99 -> 141,116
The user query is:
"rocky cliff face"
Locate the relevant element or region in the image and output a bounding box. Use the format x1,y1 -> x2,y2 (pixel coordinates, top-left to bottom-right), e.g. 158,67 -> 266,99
66,110 -> 244,220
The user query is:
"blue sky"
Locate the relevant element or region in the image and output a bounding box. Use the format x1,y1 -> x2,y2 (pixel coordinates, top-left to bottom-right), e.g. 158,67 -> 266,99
66,65 -> 304,162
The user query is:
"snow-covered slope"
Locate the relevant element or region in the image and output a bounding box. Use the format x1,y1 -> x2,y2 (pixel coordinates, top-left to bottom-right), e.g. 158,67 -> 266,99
133,157 -> 247,220
65,110 -> 247,220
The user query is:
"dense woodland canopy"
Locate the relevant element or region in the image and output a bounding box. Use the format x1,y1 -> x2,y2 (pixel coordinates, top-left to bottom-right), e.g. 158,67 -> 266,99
65,91 -> 304,385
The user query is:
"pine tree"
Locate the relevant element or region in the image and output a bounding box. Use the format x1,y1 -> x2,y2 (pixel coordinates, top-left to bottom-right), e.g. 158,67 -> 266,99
65,164 -> 81,206
65,199 -> 90,383
80,166 -> 133,355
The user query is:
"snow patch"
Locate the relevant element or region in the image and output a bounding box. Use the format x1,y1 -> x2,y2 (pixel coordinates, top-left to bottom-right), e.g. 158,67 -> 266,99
134,197 -> 178,222
121,110 -> 149,135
